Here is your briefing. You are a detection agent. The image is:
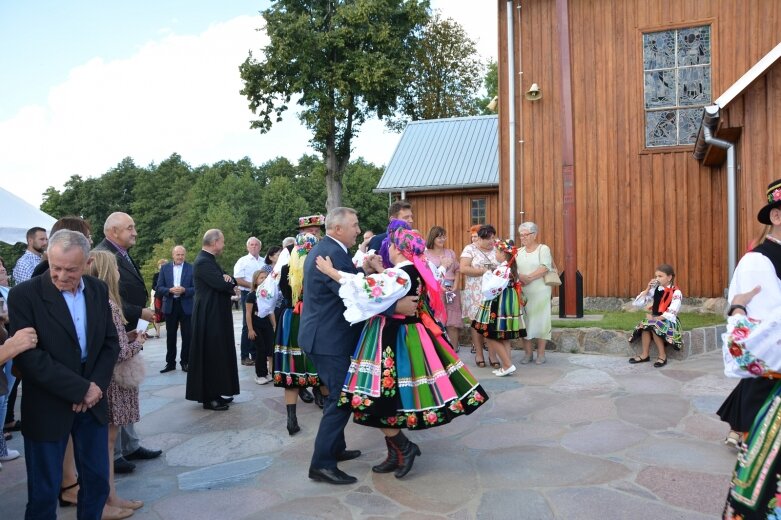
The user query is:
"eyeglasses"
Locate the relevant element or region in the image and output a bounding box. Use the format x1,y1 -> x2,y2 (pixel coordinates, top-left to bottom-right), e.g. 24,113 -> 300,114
519,233 -> 533,238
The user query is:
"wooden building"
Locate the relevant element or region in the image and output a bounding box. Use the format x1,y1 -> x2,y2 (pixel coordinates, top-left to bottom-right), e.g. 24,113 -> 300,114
375,115 -> 500,254
496,0 -> 781,297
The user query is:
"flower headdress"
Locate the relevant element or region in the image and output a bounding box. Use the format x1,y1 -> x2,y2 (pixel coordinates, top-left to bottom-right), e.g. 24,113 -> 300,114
290,232 -> 319,304
495,238 -> 518,265
379,218 -> 412,268
389,227 -> 446,322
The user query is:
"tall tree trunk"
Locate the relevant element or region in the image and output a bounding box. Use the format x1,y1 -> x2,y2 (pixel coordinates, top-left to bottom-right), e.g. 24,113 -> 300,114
324,144 -> 344,212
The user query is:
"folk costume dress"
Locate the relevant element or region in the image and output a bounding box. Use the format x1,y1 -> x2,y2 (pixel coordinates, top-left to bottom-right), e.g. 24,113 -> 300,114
471,261 -> 526,340
721,308 -> 781,519
335,256 -> 489,430
629,283 -> 683,349
272,233 -> 320,389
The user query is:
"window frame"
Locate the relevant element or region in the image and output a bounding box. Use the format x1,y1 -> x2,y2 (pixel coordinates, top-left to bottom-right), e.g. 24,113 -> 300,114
638,18 -> 717,154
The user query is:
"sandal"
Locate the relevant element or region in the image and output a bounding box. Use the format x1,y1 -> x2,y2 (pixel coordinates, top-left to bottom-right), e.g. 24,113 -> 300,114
59,482 -> 79,507
3,432 -> 11,441
470,345 -> 476,354
628,356 -> 650,364
475,355 -> 486,368
490,361 -> 501,369
653,357 -> 667,368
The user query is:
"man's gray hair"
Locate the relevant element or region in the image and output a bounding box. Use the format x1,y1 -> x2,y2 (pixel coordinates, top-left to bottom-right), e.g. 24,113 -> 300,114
103,212 -> 130,234
49,229 -> 90,259
282,236 -> 296,247
518,221 -> 539,235
325,207 -> 357,231
203,229 -> 223,246
246,236 -> 261,247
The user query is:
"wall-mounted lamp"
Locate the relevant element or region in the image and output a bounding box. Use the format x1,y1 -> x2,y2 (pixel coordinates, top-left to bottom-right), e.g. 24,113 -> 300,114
486,96 -> 498,112
525,83 -> 541,101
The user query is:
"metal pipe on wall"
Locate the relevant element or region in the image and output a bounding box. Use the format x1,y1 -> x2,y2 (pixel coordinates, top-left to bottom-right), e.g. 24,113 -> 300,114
700,105 -> 738,282
516,2 -> 525,234
507,0 -> 517,241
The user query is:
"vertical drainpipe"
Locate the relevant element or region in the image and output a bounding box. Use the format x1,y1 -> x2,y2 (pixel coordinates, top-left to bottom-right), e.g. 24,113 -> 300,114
507,0 -> 517,241
701,105 -> 737,282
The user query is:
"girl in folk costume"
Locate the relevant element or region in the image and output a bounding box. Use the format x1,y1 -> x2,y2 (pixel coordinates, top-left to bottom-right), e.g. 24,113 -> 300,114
315,228 -> 489,478
628,263 -> 683,368
471,239 -> 526,377
272,232 -> 321,435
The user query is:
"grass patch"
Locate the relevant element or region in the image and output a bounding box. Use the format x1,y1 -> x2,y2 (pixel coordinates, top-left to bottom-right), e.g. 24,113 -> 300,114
551,311 -> 724,331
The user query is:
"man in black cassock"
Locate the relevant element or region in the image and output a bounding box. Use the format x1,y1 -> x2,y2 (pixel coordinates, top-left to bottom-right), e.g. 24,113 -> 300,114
185,229 -> 240,411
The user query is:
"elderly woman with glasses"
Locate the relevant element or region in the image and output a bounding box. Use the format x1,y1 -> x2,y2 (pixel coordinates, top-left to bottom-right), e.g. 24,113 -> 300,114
516,222 -> 553,365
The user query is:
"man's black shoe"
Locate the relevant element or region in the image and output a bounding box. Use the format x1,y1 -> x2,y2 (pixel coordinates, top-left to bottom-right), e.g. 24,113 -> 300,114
114,457 -> 136,474
308,466 -> 357,485
203,400 -> 229,411
125,446 -> 162,461
336,450 -> 361,462
217,396 -> 234,404
159,364 -> 176,374
181,363 -> 188,372
299,388 -> 314,403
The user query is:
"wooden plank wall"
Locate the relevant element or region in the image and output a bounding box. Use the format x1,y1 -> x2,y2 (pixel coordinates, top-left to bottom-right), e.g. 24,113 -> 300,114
721,65 -> 781,253
497,0 -> 781,296
406,190 -> 500,257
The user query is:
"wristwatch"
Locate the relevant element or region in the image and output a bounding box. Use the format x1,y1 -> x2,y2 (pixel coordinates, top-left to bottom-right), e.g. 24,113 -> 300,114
727,304 -> 747,316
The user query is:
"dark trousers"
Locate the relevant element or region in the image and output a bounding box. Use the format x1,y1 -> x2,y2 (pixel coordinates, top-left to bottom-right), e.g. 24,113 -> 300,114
251,315 -> 274,377
5,377 -> 19,424
165,298 -> 191,366
307,352 -> 352,470
239,291 -> 254,360
24,411 -> 109,520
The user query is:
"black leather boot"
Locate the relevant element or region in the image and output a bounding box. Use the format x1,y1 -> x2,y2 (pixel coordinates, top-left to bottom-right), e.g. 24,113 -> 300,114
286,404 -> 300,436
389,431 -> 421,478
299,387 -> 314,403
372,436 -> 400,473
312,386 -> 325,409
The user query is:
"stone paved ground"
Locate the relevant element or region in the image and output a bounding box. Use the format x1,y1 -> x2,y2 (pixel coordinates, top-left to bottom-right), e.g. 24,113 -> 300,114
0,312 -> 738,519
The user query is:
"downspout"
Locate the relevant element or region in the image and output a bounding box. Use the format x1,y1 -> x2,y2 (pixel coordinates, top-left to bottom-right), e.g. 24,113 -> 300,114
516,2 -> 525,233
507,0 -> 517,241
700,105 -> 738,281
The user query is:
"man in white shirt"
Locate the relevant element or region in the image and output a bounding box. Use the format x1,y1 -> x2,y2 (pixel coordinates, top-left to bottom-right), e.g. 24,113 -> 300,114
234,237 -> 265,364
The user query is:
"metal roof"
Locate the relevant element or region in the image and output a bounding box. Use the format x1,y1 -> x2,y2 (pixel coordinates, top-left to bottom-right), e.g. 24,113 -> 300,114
375,115 -> 498,193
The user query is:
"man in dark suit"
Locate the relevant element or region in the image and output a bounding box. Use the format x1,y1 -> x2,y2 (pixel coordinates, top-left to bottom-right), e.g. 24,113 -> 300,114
300,207 -> 417,485
155,245 -> 195,373
185,229 -> 240,411
366,200 -> 414,252
94,212 -> 161,472
8,229 -> 120,520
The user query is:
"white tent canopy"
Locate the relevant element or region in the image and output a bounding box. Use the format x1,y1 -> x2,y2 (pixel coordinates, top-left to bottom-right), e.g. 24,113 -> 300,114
0,187 -> 57,245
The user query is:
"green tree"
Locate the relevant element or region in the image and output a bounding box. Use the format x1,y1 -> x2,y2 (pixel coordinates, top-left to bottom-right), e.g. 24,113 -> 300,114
239,0 -> 430,211
342,159 -> 387,235
388,13 -> 486,131
479,61 -> 499,115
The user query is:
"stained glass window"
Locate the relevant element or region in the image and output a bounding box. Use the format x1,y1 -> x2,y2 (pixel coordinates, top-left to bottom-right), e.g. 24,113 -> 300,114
643,25 -> 711,147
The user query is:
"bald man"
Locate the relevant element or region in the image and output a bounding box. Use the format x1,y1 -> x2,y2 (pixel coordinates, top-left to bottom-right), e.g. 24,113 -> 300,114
155,245 -> 195,373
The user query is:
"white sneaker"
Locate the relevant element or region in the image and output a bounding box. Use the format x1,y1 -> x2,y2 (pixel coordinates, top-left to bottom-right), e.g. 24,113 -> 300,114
0,449 -> 20,461
254,376 -> 270,385
495,365 -> 517,377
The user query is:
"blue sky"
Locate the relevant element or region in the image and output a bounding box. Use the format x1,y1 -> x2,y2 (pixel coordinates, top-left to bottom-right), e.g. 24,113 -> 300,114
0,1 -> 496,206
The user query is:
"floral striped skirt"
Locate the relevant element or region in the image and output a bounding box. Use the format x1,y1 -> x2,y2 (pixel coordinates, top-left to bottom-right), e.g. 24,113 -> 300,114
629,316 -> 683,350
471,286 -> 525,340
723,380 -> 781,519
272,308 -> 320,388
337,314 -> 488,429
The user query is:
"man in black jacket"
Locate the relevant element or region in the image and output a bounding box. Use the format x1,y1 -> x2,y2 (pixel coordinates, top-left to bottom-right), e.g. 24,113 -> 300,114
9,229 -> 119,519
94,212 -> 161,472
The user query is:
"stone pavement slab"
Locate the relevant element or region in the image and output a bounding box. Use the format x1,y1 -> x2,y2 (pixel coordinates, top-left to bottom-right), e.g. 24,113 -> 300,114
0,311 -> 742,519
